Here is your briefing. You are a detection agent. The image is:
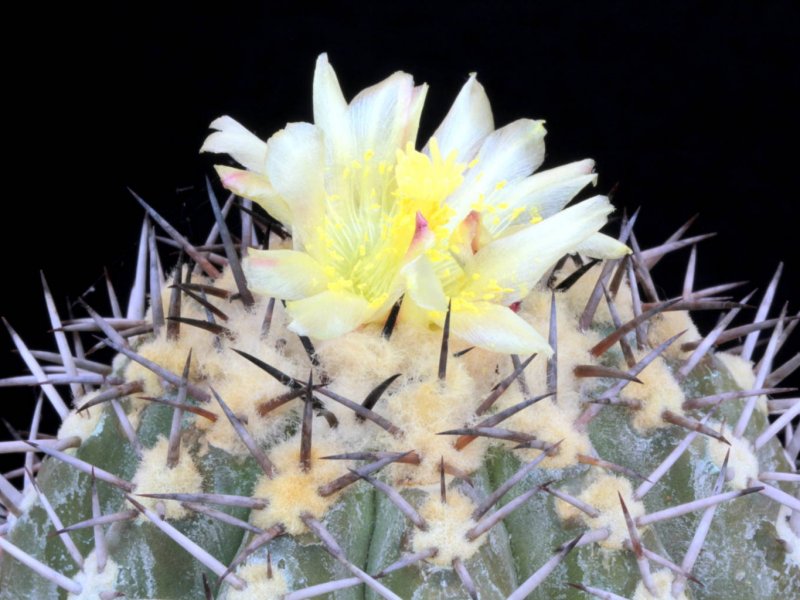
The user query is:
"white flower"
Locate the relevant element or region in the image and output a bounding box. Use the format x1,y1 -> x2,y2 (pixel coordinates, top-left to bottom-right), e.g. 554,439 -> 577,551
201,53 -> 628,353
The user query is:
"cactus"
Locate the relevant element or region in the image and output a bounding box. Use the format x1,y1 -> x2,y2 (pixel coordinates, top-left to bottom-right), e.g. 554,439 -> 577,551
1,54 -> 798,600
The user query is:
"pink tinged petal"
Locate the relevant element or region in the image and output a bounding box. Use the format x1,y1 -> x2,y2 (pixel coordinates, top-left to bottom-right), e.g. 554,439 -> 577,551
449,211 -> 491,268
214,165 -> 292,225
484,160 -> 598,236
465,195 -> 614,304
243,249 -> 328,300
313,53 -> 354,165
575,232 -> 631,259
402,256 -> 448,312
200,115 -> 268,173
425,73 -> 494,163
348,71 -> 423,163
451,301 -> 552,355
264,122 -> 327,247
446,119 -> 548,230
462,210 -> 482,254
405,212 -> 434,260
286,291 -> 373,339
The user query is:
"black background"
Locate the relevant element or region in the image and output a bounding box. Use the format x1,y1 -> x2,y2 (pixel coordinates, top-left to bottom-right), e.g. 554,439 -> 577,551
2,2 -> 798,471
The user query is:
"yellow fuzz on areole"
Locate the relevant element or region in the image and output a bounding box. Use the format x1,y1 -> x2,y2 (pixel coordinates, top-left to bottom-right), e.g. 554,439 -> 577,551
624,353 -> 686,430
632,569 -> 689,600
58,397 -> 104,442
67,552 -> 120,600
250,439 -> 343,535
647,310 -> 701,360
555,474 -> 645,550
226,562 -> 288,599
411,489 -> 485,566
716,351 -> 769,414
707,423 -> 759,490
715,351 -> 758,391
131,437 -> 203,519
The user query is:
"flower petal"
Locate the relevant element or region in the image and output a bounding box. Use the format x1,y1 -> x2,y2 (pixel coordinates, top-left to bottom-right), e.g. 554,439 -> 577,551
313,53 -> 354,168
214,166 -> 292,226
450,301 -> 552,355
446,119 -> 547,230
425,74 -> 493,163
512,158 -> 597,219
264,122 -> 326,247
482,159 -> 597,235
348,71 -> 425,163
201,116 -> 268,173
286,291 -> 373,339
405,84 -> 429,153
402,256 -> 448,312
465,195 -> 614,303
575,232 -> 631,259
243,249 -> 328,300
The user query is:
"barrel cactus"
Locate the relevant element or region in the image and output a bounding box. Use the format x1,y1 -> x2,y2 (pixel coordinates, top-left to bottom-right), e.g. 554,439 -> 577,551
1,54 -> 798,600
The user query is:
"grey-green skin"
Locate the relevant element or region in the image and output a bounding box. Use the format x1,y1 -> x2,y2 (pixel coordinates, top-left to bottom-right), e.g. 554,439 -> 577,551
1,350 -> 798,600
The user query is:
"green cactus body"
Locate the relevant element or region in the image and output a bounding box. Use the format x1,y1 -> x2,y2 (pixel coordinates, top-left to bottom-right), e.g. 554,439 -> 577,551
1,55 -> 798,599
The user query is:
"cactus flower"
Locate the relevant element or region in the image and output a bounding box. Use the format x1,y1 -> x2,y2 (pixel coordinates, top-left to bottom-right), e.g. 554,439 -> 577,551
202,54 -> 628,353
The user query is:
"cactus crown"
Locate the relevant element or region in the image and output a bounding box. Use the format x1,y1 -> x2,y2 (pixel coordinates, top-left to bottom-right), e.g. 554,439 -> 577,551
0,54 -> 798,600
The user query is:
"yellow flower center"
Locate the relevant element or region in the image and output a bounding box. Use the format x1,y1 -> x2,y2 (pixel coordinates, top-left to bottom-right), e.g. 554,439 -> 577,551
306,140 -> 468,307
394,138 -> 465,242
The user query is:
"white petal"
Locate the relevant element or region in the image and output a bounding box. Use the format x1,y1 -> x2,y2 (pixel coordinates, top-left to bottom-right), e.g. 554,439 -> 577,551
514,159 -> 596,210
465,196 -> 614,303
405,84 -> 429,152
446,119 -> 547,230
575,232 -> 631,259
482,159 -> 597,236
201,116 -> 268,173
451,302 -> 552,355
348,71 -> 423,162
402,256 -> 448,311
425,74 -> 494,163
287,291 -> 373,339
214,166 -> 292,225
313,53 -> 354,167
243,249 -> 328,300
264,122 -> 326,247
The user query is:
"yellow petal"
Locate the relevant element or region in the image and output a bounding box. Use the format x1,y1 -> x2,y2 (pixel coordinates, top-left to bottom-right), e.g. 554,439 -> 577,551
465,196 -> 614,304
425,74 -> 494,163
483,159 -> 597,235
575,232 -> 631,259
402,256 -> 448,312
200,116 -> 268,173
243,249 -> 328,300
446,119 -> 547,230
286,291 -> 373,339
264,123 -> 326,247
349,71 -> 425,163
214,166 -> 292,226
451,301 -> 552,355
